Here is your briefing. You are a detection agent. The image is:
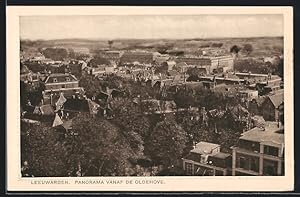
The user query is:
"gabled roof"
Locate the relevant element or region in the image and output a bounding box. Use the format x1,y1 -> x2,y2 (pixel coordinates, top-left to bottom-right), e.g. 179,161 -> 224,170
39,104 -> 55,116
267,92 -> 284,108
87,99 -> 100,114
251,96 -> 266,106
55,93 -> 67,111
52,113 -> 63,127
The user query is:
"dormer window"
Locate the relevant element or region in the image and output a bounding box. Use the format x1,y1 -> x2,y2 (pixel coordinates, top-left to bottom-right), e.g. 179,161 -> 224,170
53,78 -> 58,83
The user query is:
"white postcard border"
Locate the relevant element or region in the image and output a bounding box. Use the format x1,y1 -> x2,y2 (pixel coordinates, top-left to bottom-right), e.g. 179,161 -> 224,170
6,6 -> 294,191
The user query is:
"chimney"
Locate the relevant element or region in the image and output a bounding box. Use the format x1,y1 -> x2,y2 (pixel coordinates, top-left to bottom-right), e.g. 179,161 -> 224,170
50,93 -> 53,105
277,119 -> 281,128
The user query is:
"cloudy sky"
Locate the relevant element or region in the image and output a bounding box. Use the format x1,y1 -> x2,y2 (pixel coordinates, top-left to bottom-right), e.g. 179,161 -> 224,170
20,15 -> 283,40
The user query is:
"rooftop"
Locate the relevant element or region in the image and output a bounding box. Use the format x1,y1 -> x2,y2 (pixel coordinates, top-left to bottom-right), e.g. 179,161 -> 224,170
239,121 -> 284,146
211,152 -> 231,159
267,92 -> 284,108
190,141 -> 220,155
44,73 -> 78,83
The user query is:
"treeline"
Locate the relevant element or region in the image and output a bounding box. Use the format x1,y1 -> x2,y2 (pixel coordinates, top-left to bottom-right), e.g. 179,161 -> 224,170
234,58 -> 283,77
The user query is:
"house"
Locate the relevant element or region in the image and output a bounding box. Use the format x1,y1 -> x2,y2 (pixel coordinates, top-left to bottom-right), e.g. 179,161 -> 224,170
153,52 -> 170,64
72,47 -> 90,55
94,88 -> 123,104
89,65 -> 116,76
261,92 -> 284,121
33,104 -> 55,116
238,90 -> 259,100
161,61 -> 176,71
98,50 -> 123,63
140,99 -> 177,115
248,97 -> 266,115
231,121 -> 284,176
176,62 -> 193,73
41,73 -> 85,104
182,142 -> 232,176
42,73 -> 81,93
175,55 -> 234,74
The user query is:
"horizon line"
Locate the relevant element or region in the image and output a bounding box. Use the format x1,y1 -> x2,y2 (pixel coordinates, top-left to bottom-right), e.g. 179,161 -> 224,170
20,35 -> 284,42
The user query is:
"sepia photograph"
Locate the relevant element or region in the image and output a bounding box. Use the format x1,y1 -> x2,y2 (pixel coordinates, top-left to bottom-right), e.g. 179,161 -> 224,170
7,6 -> 293,191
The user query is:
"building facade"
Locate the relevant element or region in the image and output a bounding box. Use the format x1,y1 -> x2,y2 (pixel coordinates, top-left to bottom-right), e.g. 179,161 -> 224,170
42,73 -> 80,92
182,142 -> 232,176
231,121 -> 284,176
176,55 -> 234,74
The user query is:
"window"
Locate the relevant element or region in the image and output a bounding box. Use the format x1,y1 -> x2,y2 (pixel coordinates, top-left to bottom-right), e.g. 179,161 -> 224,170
53,78 -> 57,83
264,145 -> 279,157
66,77 -> 71,82
263,159 -> 278,176
185,163 -> 193,175
239,157 -> 246,169
250,157 -> 259,172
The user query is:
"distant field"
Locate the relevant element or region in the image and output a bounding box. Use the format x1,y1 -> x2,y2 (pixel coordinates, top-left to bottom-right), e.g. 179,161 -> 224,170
21,36 -> 283,58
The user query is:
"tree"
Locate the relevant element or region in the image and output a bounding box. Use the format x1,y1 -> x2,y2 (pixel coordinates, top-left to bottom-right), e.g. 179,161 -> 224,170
145,120 -> 188,167
154,64 -> 168,75
173,87 -> 196,108
88,56 -> 111,68
68,48 -> 76,59
41,48 -> 68,61
71,114 -> 135,176
109,98 -> 151,156
108,40 -> 114,49
79,75 -> 102,97
234,59 -> 270,74
186,67 -> 205,77
211,43 -> 223,48
21,123 -> 70,177
230,45 -> 241,54
243,44 -> 254,55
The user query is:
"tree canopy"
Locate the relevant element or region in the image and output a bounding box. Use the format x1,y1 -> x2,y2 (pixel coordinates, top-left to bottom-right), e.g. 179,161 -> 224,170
242,44 -> 254,55
230,45 -> 241,54
145,120 -> 188,167
21,114 -> 137,177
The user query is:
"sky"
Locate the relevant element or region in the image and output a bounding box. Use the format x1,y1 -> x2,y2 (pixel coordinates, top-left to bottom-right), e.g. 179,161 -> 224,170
20,15 -> 283,40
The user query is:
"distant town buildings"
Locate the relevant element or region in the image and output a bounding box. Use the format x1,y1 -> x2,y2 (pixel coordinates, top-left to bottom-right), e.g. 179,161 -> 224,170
176,55 -> 234,74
